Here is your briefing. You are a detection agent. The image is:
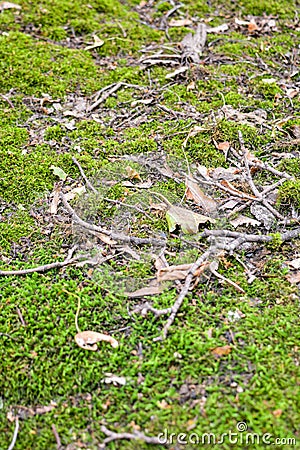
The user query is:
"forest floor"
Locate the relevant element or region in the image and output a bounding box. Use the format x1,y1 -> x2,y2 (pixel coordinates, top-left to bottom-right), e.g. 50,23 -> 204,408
0,0 -> 300,448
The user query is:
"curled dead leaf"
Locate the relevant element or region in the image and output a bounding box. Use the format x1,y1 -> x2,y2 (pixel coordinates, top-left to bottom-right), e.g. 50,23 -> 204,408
166,205 -> 215,234
211,345 -> 232,357
125,166 -> 141,180
185,176 -> 218,213
75,330 -> 118,351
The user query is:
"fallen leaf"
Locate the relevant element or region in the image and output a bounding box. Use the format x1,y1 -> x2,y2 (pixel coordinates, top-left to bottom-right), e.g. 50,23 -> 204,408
158,263 -> 193,281
0,1 -> 21,10
64,185 -> 86,201
101,374 -> 126,386
220,180 -> 256,199
125,285 -> 162,298
169,18 -> 193,27
210,167 -> 240,181
50,165 -> 67,181
272,409 -> 283,418
84,35 -> 105,51
234,18 -> 250,26
165,66 -> 189,79
186,417 -> 198,431
166,205 -> 215,234
125,166 -> 141,180
157,399 -> 169,409
287,258 -> 300,270
49,187 -> 61,215
248,21 -> 258,32
229,215 -> 260,228
286,272 -> 300,284
207,23 -> 229,33
185,176 -> 218,213
217,141 -> 230,152
122,180 -> 152,188
75,331 -> 118,351
211,345 -> 232,357
157,262 -> 209,282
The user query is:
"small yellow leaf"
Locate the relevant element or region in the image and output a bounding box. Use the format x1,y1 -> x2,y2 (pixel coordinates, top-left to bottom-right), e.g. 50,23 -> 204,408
211,345 -> 232,357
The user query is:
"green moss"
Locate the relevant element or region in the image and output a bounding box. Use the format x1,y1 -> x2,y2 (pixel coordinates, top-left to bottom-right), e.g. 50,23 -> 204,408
278,180 -> 300,209
0,32 -> 101,96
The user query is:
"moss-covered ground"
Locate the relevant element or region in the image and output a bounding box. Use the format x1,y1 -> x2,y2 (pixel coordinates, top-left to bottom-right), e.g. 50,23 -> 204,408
0,0 -> 299,448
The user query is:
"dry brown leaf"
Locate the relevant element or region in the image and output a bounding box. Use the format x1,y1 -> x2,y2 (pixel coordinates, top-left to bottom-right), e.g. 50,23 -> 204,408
217,141 -> 230,152
185,176 -> 218,213
166,205 -> 215,234
210,167 -> 240,181
207,23 -> 229,33
287,258 -> 300,270
49,187 -> 61,215
84,35 -> 105,51
125,285 -> 162,298
157,262 -> 209,282
220,180 -> 256,199
158,263 -> 193,281
211,345 -> 232,357
229,215 -> 260,228
0,1 -> 21,10
157,399 -> 169,409
75,331 -> 118,351
101,374 -> 127,386
169,18 -> 193,27
286,272 -> 300,284
122,180 -> 152,188
125,166 -> 141,180
272,409 -> 283,418
96,232 -> 117,245
165,66 -> 189,79
248,21 -> 259,32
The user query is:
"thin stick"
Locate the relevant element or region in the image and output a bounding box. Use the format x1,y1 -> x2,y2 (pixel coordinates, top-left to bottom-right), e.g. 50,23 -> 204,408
0,247 -> 81,276
72,157 -> 97,193
89,82 -> 145,111
238,131 -> 261,199
61,288 -> 81,333
16,308 -> 26,326
7,417 -> 19,450
51,424 -> 62,450
101,425 -> 162,445
209,262 -> 245,293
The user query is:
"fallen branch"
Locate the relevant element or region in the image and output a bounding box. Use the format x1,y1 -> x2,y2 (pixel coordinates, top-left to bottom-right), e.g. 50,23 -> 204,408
101,425 -> 162,446
0,246 -> 82,276
154,249 -> 213,341
60,193 -> 166,247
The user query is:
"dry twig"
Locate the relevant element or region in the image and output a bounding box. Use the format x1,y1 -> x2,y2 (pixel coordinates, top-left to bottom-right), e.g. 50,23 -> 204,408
51,424 -> 62,450
0,246 -> 81,276
100,425 -> 162,446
